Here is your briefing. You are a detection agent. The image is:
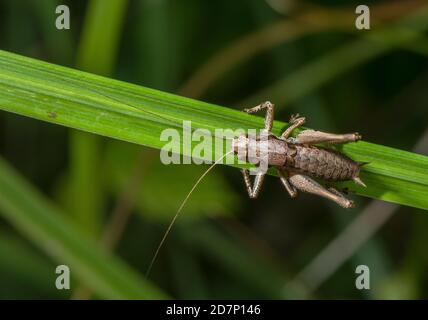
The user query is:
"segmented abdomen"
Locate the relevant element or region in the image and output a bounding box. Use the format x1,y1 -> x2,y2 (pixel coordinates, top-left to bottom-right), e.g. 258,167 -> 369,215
284,144 -> 359,181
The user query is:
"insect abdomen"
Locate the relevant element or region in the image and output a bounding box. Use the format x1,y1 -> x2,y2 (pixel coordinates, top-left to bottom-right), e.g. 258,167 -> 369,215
288,145 -> 359,181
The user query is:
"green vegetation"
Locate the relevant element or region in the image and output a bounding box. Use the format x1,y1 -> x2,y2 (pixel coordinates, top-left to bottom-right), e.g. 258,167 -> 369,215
1,49 -> 427,210
0,0 -> 428,300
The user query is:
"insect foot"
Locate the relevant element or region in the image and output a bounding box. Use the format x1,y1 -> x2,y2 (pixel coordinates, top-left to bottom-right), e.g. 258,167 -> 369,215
353,132 -> 362,141
289,113 -> 305,125
342,199 -> 355,209
243,101 -> 273,114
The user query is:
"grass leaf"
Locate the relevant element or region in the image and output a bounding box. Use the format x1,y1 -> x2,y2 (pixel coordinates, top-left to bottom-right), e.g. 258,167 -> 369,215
67,0 -> 129,234
0,156 -> 167,299
0,49 -> 427,210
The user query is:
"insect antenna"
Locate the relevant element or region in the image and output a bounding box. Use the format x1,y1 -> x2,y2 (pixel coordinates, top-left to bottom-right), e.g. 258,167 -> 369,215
145,150 -> 234,277
78,87 -> 236,276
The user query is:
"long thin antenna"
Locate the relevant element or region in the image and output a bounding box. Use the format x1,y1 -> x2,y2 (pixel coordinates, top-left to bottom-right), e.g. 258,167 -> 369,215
145,150 -> 234,277
79,87 -> 236,276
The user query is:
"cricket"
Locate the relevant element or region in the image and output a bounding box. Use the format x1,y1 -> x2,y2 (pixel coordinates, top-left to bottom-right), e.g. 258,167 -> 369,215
145,99 -> 367,276
84,88 -> 368,275
233,101 -> 367,209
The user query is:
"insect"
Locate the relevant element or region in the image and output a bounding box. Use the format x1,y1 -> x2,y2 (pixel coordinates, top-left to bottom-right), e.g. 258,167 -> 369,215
232,101 -> 367,208
83,88 -> 366,275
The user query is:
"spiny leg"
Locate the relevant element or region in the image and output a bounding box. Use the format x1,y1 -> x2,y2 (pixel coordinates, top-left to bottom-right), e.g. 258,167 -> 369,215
277,169 -> 298,198
241,169 -> 265,199
328,187 -> 349,198
294,129 -> 361,145
326,185 -> 350,195
288,174 -> 354,208
281,113 -> 306,139
243,101 -> 274,132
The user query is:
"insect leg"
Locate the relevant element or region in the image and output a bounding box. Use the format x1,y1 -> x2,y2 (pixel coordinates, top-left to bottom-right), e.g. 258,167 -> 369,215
241,169 -> 265,199
328,187 -> 349,198
294,130 -> 361,145
277,169 -> 298,198
326,185 -> 350,195
243,101 -> 274,132
281,114 -> 306,139
288,174 -> 355,208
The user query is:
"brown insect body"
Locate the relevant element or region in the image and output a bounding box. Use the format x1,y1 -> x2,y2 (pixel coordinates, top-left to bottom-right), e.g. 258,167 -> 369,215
238,135 -> 361,182
271,136 -> 360,181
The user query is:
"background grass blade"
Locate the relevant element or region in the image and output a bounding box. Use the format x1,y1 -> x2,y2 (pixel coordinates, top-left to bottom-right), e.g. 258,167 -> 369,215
67,0 -> 129,300
0,230 -> 66,299
179,2 -> 428,99
0,49 -> 427,210
69,0 -> 128,236
245,6 -> 428,107
0,156 -> 167,299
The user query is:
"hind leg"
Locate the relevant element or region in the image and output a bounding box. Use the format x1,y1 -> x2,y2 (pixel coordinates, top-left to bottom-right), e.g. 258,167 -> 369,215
289,174 -> 354,208
294,130 -> 361,145
241,169 -> 265,199
328,187 -> 350,199
278,169 -> 298,198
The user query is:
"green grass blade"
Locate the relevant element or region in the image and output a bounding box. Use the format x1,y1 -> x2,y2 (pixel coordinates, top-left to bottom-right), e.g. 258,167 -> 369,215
0,231 -> 66,298
245,6 -> 428,106
0,156 -> 167,299
76,0 -> 128,75
0,50 -> 427,210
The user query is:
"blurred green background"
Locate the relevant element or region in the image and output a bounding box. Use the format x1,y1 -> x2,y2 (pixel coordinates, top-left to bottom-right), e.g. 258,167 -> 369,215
0,0 -> 428,299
